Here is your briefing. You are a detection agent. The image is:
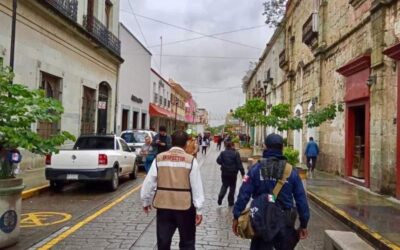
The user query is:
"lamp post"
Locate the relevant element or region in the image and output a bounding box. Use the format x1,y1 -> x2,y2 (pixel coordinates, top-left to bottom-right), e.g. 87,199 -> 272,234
174,100 -> 179,130
10,0 -> 18,74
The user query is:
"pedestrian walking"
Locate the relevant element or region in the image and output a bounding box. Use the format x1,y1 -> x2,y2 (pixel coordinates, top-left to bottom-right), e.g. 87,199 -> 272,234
305,137 -> 319,178
185,130 -> 198,158
232,133 -> 310,250
152,126 -> 172,155
216,141 -> 245,206
216,135 -> 223,151
140,135 -> 157,173
201,136 -> 209,155
141,130 -> 204,250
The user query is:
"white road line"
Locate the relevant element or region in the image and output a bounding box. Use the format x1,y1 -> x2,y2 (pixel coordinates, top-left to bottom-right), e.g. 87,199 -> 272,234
27,226 -> 70,250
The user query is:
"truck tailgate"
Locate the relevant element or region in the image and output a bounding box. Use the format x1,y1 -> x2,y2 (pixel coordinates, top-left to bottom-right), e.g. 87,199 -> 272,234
50,151 -> 100,169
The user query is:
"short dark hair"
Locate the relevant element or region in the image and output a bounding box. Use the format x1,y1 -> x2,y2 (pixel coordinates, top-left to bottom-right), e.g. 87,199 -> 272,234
172,130 -> 188,148
309,137 -> 314,141
265,133 -> 284,151
159,126 -> 167,132
225,141 -> 233,149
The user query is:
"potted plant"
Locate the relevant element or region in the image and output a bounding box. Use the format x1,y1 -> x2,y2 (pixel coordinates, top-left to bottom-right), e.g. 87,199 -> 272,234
238,142 -> 253,162
0,67 -> 74,248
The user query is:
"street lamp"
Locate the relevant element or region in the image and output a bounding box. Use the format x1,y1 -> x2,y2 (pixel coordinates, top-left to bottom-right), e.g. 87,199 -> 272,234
10,0 -> 18,74
174,100 -> 179,130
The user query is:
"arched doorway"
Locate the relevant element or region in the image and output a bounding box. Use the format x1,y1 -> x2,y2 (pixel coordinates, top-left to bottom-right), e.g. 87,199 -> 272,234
97,82 -> 111,134
293,104 -> 303,163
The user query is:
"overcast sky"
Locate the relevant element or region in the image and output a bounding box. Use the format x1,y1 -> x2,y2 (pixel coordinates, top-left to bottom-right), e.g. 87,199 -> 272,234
120,0 -> 273,126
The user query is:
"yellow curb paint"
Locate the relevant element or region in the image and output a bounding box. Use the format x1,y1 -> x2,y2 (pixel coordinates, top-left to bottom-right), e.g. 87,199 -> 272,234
21,212 -> 72,228
308,191 -> 400,250
22,185 -> 49,200
38,184 -> 142,250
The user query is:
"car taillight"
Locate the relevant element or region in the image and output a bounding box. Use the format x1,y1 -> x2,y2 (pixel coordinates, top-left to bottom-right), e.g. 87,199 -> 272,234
98,154 -> 108,165
45,155 -> 51,165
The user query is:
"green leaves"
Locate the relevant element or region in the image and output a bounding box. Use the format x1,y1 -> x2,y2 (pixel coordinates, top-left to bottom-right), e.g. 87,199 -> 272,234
0,67 -> 75,178
233,98 -> 343,132
283,147 -> 299,166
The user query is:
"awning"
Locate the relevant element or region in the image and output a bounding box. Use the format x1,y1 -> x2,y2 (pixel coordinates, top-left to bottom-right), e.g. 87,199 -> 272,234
149,103 -> 174,118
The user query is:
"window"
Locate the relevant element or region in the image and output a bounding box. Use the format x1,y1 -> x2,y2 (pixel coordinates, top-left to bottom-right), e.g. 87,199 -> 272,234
168,100 -> 171,108
164,98 -> 167,107
132,111 -> 139,129
159,95 -> 163,105
37,72 -> 61,139
154,93 -> 158,103
119,139 -> 131,152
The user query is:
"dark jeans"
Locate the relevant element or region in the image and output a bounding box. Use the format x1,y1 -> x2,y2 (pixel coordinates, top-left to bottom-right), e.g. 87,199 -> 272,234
217,143 -> 222,151
202,146 -> 207,154
250,226 -> 299,250
306,156 -> 317,172
157,206 -> 196,250
218,173 -> 237,205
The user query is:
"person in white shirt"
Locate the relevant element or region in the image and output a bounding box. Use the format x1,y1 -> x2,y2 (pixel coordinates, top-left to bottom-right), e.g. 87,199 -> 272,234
141,130 -> 205,250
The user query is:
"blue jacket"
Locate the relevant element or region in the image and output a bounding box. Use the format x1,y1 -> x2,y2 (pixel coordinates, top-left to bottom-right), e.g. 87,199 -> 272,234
305,141 -> 319,157
233,150 -> 310,229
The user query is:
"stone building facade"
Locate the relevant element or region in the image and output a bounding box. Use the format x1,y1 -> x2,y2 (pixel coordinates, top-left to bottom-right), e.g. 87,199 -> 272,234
0,0 -> 122,168
243,0 -> 400,198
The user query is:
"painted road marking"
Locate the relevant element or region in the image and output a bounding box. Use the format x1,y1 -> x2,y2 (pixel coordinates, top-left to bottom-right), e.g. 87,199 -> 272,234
38,184 -> 143,250
21,212 -> 72,228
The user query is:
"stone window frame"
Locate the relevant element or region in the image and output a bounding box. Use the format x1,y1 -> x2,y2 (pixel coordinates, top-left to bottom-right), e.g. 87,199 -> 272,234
349,0 -> 367,8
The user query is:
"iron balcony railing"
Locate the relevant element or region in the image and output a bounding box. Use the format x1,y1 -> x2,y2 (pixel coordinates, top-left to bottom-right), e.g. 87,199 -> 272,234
83,15 -> 121,55
42,0 -> 78,22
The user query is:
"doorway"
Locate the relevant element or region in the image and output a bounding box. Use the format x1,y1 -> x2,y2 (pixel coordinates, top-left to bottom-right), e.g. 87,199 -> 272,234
132,111 -> 139,129
97,82 -> 110,134
122,109 -> 129,131
350,105 -> 365,179
81,86 -> 96,135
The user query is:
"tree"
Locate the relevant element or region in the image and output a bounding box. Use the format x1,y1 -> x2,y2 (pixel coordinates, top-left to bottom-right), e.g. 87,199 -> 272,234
233,99 -> 343,133
0,67 -> 75,178
262,0 -> 288,27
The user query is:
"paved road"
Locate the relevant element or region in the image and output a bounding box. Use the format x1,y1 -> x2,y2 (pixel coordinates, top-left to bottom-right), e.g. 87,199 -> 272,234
10,144 -> 353,249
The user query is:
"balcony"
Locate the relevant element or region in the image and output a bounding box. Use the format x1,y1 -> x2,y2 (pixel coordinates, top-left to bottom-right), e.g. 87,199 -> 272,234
41,0 -> 78,22
279,50 -> 288,70
83,15 -> 121,55
302,13 -> 318,48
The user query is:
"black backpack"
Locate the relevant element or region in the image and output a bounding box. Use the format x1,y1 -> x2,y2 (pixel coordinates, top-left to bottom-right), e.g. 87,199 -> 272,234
249,159 -> 292,242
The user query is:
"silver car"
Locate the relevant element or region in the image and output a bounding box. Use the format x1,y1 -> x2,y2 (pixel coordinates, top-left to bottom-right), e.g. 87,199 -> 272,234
120,130 -> 156,166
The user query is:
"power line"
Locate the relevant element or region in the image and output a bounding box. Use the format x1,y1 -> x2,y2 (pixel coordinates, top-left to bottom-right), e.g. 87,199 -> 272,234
126,0 -> 161,71
191,86 -> 242,93
120,9 -> 264,50
147,25 -> 268,48
154,54 -> 258,60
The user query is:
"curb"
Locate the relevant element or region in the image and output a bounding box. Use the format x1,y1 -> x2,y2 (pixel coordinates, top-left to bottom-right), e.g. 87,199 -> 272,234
22,184 -> 49,200
307,190 -> 400,250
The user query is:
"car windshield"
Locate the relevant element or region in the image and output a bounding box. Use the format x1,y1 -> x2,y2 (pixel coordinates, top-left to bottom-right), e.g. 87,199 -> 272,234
73,137 -> 114,150
121,132 -> 146,143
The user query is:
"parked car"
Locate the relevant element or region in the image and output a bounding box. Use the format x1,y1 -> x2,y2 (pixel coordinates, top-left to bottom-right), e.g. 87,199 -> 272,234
120,130 -> 156,167
45,134 -> 137,192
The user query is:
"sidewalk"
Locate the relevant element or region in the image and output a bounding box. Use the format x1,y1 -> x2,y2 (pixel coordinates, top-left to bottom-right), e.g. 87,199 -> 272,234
307,171 -> 400,250
18,167 -> 47,190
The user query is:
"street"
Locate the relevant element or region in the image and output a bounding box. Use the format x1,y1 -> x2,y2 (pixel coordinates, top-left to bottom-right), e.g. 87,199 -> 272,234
10,144 -> 353,250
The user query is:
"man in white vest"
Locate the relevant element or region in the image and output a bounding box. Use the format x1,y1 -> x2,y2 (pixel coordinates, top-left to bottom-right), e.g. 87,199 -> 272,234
141,130 -> 205,250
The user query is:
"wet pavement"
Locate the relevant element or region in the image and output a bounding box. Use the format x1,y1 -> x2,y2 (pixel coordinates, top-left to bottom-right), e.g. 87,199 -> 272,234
307,171 -> 400,248
15,145 -> 355,250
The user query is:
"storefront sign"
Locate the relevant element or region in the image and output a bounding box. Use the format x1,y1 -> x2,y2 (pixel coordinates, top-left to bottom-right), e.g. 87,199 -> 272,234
131,95 -> 143,104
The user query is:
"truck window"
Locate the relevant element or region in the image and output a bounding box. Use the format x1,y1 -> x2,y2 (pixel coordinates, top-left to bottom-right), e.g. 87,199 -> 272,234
119,139 -> 131,152
74,137 -> 115,150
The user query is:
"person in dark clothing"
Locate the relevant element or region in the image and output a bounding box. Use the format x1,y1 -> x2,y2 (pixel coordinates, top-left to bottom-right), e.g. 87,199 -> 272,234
305,137 -> 319,177
216,135 -> 223,151
232,133 -> 310,250
201,137 -> 209,155
216,141 -> 245,206
152,126 -> 172,155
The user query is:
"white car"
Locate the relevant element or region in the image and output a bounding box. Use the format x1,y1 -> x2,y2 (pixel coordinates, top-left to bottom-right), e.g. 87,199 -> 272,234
120,130 -> 156,166
45,135 -> 137,192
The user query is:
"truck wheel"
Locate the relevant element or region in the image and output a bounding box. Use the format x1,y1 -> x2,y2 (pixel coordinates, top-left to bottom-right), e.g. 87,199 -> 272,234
108,168 -> 119,191
50,180 -> 64,192
129,161 -> 138,180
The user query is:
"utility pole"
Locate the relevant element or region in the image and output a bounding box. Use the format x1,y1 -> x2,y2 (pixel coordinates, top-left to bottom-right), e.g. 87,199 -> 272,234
160,36 -> 163,74
9,0 -> 18,76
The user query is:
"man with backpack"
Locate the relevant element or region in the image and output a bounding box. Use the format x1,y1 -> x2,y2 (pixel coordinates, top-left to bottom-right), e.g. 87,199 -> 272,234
232,133 -> 310,250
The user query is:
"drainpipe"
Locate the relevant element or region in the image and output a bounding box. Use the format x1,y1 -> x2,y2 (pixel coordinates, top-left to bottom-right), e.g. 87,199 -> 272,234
114,63 -> 120,135
9,0 -> 17,76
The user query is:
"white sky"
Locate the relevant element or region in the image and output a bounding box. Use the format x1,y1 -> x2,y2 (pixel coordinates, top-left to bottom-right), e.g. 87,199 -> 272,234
119,0 -> 273,126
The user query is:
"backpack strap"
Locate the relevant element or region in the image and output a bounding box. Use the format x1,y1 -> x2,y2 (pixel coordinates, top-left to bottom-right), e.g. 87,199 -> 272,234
272,163 -> 292,198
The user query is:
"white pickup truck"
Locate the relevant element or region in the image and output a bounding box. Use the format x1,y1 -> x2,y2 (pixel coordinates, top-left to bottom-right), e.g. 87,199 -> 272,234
45,135 -> 137,192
